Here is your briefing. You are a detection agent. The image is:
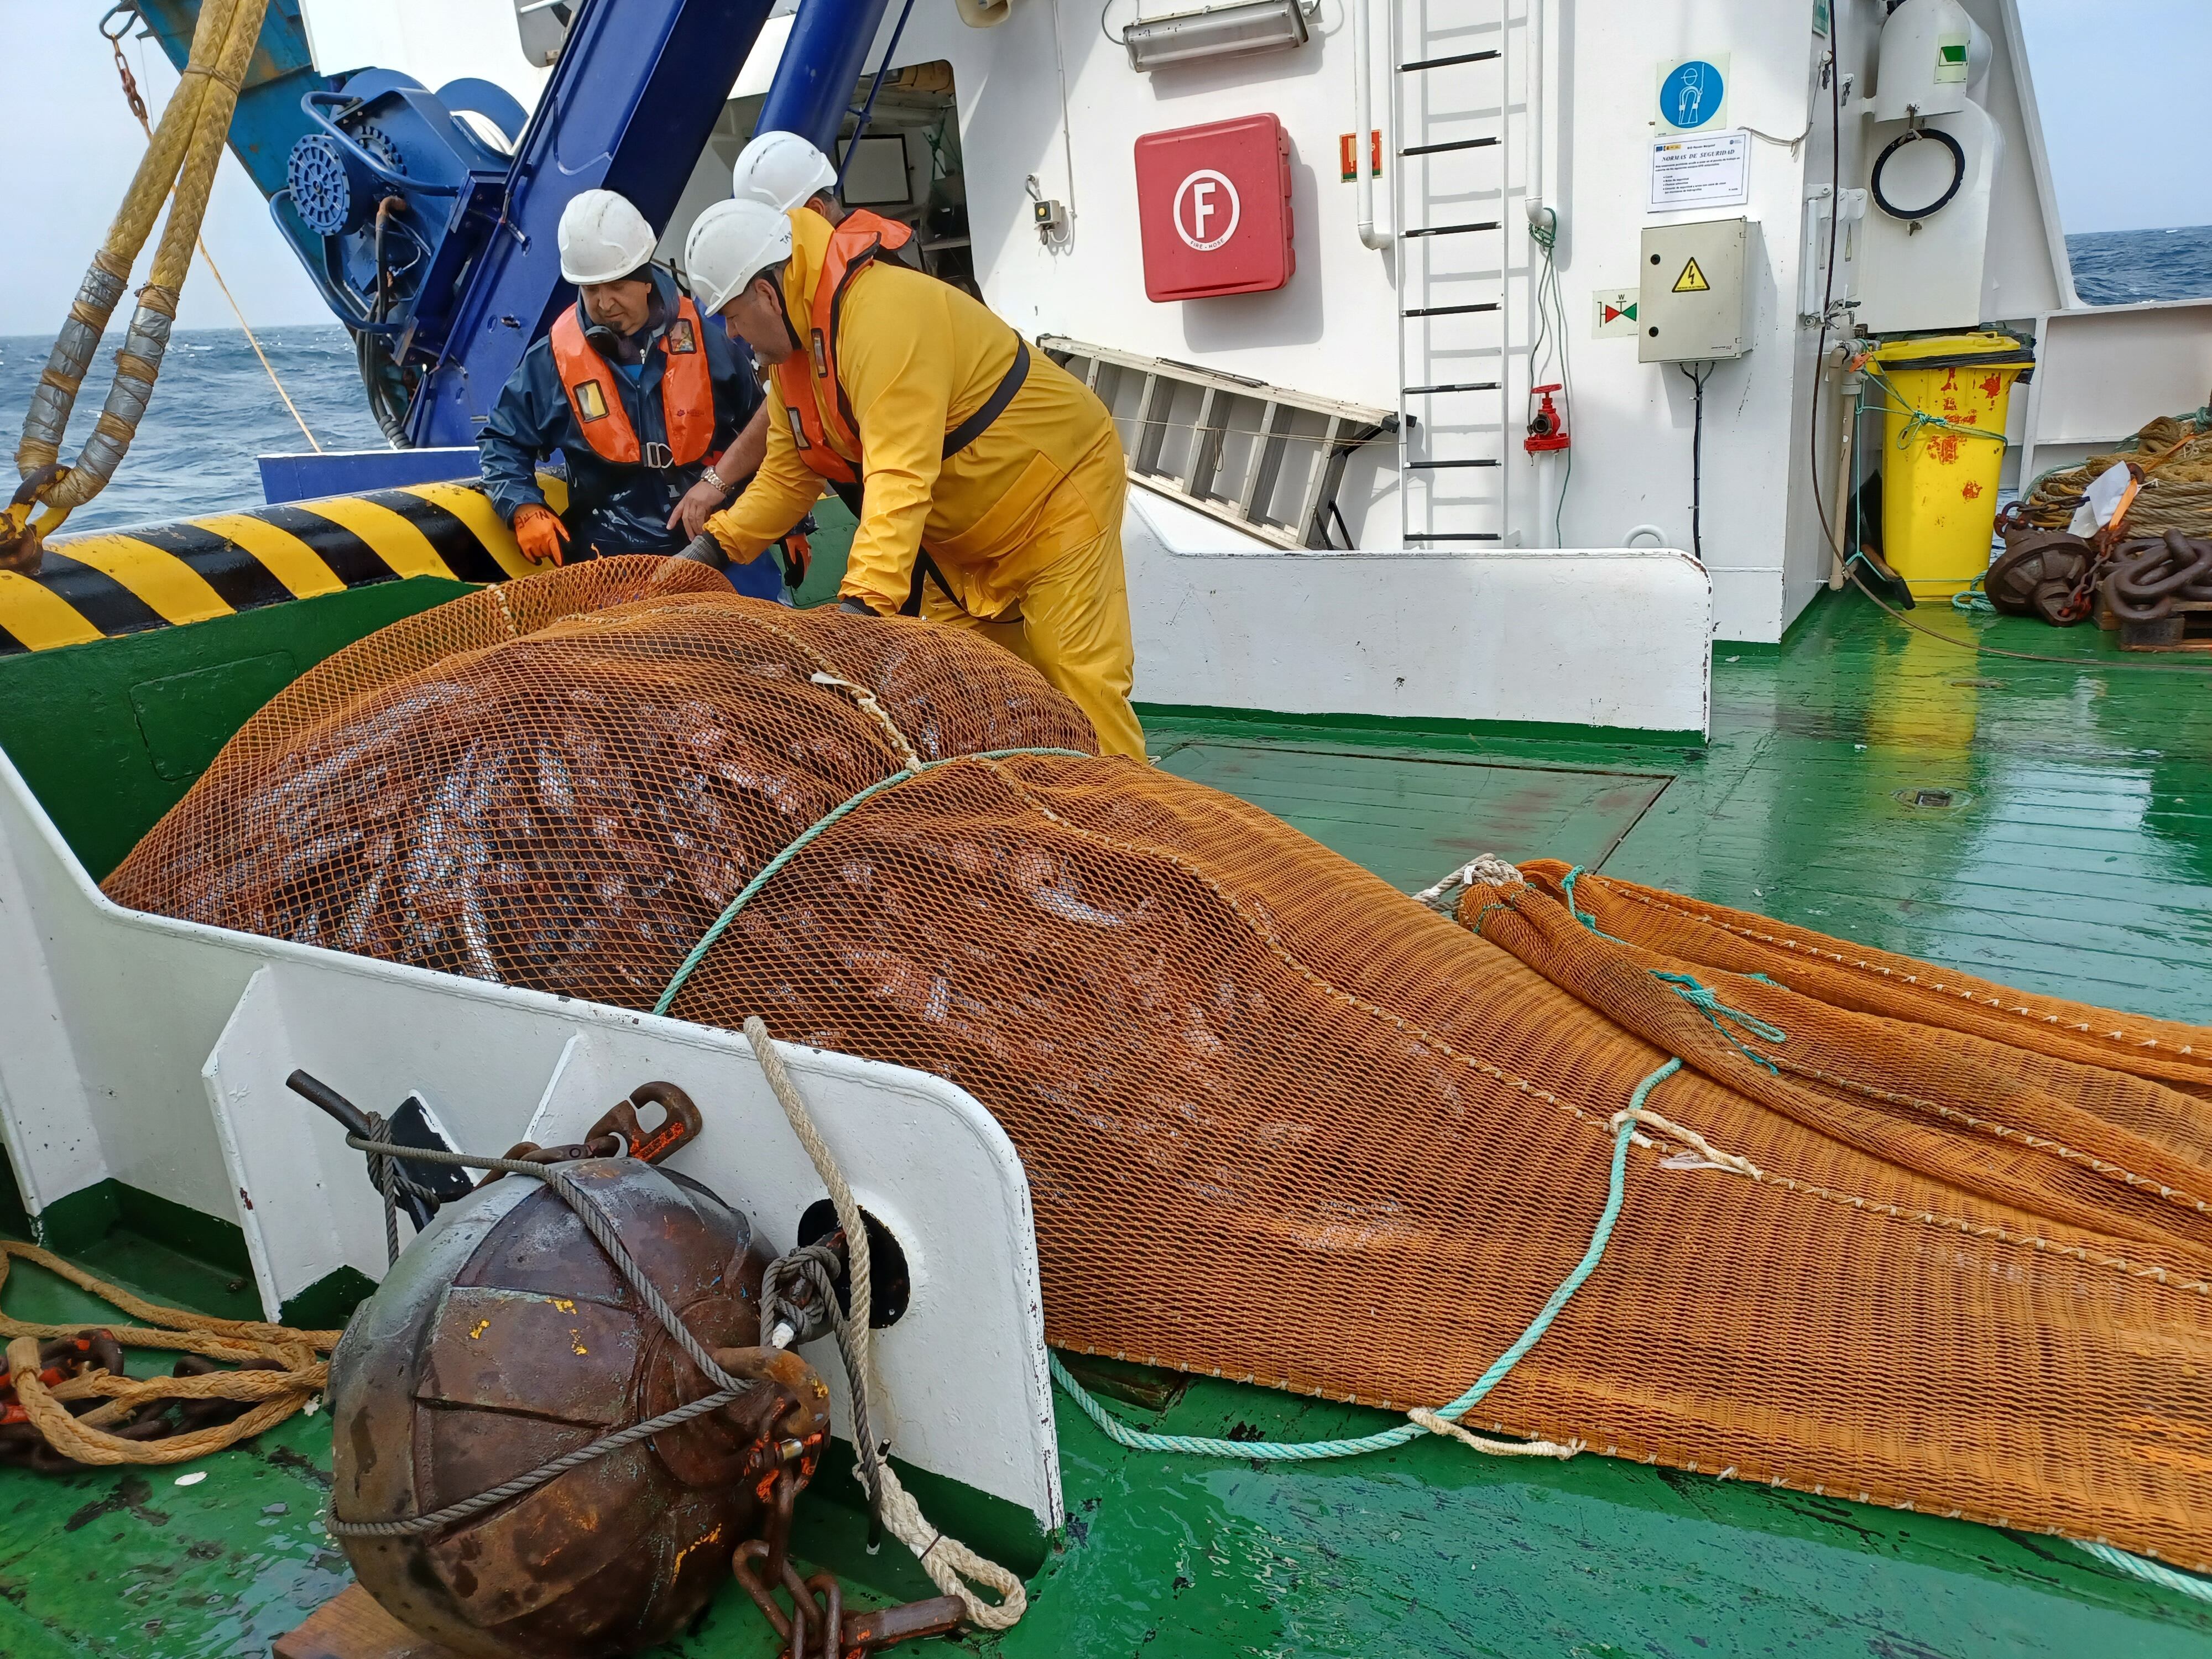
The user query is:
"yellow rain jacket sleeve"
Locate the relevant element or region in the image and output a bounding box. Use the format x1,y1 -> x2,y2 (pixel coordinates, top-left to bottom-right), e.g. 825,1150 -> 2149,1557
702,387 -> 823,568
706,210 -> 1124,618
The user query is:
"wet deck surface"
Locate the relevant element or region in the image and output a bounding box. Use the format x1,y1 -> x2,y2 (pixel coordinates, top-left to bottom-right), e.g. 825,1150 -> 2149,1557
1146,591 -> 2212,1024
4,591 -> 2211,1655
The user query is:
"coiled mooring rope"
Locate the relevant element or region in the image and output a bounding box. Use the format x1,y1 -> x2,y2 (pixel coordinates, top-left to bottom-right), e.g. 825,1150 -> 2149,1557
0,1240 -> 333,1468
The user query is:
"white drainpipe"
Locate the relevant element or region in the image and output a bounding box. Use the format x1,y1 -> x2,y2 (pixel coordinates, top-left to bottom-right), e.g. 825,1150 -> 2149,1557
1353,0 -> 1391,251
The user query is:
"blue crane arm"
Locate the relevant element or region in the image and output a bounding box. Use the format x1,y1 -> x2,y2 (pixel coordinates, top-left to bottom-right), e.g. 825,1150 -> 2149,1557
406,0 -> 778,446
123,0 -> 778,452
756,0 -> 892,154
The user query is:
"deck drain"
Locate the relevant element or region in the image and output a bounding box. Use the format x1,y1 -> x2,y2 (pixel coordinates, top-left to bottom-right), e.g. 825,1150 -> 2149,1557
1893,786 -> 1971,812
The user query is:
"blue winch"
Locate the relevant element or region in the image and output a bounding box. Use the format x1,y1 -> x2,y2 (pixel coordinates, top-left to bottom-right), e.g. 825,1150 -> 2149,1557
269,70 -> 525,442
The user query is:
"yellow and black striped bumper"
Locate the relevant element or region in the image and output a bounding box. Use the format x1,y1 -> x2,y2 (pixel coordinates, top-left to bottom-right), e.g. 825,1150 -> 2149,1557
0,479 -> 567,656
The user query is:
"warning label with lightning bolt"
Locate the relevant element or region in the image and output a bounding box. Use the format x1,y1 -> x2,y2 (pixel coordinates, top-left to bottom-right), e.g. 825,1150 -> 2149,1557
1672,257 -> 1711,294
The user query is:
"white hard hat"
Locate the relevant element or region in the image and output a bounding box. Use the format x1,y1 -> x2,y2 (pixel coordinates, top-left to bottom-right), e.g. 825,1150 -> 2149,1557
685,199 -> 795,314
732,130 -> 838,213
557,189 -> 658,285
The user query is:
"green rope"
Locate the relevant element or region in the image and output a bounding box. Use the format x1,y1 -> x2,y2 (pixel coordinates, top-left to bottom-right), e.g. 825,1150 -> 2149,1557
653,747 -> 1091,1017
1553,871 -> 1787,1068
1650,971 -> 1786,1073
1949,573 -> 1996,616
1860,364 -> 2008,452
1468,894 -> 1519,937
2073,1540 -> 2212,1605
1558,865 -> 1629,943
1895,408 -> 2008,450
1051,1060 -> 1683,1461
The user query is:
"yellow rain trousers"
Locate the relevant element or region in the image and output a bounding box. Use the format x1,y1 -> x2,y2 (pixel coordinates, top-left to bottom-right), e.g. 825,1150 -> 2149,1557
705,211 -> 1145,759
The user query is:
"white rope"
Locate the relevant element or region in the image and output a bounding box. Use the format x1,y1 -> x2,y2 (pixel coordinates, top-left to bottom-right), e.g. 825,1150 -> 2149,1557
1406,1407 -> 1584,1460
742,1018 -> 1028,1630
1413,852 -> 1524,911
1609,1105 -> 1765,1182
809,671 -> 924,771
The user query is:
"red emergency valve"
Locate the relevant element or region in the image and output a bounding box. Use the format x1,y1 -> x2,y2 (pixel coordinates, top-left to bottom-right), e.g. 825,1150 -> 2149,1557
1524,384 -> 1571,453
1134,113 -> 1296,302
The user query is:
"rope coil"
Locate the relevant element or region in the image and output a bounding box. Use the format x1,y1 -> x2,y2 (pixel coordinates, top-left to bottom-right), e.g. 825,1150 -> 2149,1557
0,1240 -> 335,1468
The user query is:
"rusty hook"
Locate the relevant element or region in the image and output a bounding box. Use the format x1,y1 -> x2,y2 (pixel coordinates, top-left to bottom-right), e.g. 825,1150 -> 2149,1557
1,465 -> 64,576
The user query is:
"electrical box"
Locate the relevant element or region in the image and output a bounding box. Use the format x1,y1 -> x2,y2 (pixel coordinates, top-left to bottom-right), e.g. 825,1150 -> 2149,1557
1638,217 -> 1755,362
1133,114 -> 1296,302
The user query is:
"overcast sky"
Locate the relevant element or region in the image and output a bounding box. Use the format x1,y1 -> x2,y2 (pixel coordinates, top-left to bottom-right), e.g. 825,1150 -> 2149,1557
0,0 -> 2206,337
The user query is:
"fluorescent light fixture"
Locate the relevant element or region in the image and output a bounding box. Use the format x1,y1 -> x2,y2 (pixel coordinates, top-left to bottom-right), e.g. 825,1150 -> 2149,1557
1123,0 -> 1310,72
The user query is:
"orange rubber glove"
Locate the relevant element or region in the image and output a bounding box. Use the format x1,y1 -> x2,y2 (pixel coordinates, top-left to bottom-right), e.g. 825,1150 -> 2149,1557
513,504 -> 570,566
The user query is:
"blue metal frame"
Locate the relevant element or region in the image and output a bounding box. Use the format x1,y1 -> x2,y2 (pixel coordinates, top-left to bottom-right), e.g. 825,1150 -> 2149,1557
837,0 -> 919,191
756,0 -> 895,155
258,448 -> 482,504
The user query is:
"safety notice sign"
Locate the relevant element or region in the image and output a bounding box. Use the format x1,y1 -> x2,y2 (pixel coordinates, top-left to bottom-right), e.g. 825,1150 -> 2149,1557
1647,129 -> 1751,213
1593,289 -> 1639,338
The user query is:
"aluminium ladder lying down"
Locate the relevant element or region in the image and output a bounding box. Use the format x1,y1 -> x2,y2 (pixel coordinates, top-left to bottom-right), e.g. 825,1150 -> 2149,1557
1041,336 -> 1394,551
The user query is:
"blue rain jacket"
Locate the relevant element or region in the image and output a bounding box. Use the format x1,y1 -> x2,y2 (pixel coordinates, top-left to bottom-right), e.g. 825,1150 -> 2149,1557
478,270 -> 786,598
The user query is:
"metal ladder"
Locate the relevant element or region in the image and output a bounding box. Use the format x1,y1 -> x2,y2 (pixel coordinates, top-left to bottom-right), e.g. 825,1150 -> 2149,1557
1391,0 -> 1526,547
1041,338 -> 1394,551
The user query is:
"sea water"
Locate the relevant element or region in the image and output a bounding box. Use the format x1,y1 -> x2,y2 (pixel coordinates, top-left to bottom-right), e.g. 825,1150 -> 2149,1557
2067,224 -> 2212,308
2,231 -> 2208,535
0,328 -> 385,534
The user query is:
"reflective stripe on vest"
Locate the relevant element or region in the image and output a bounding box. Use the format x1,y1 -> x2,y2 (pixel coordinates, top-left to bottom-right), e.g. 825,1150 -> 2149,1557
771,212 -> 1029,492
551,296 -> 716,469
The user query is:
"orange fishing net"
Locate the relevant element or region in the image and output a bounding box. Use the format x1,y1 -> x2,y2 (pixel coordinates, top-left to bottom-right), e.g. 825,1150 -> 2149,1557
105,561 -> 2212,1569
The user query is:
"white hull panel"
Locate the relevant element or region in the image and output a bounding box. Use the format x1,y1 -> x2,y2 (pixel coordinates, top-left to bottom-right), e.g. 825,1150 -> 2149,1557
0,745 -> 1061,1529
1126,492 -> 1713,735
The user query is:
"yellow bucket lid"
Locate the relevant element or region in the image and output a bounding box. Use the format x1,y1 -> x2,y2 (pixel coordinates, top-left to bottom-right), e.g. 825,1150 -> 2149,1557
1871,331 -> 2033,367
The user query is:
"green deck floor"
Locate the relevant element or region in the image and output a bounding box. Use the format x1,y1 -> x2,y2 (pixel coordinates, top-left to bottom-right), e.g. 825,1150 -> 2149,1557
6,589 -> 2212,1655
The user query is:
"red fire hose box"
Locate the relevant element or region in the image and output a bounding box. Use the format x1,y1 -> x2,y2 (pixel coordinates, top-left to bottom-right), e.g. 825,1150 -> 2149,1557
1133,113 -> 1296,301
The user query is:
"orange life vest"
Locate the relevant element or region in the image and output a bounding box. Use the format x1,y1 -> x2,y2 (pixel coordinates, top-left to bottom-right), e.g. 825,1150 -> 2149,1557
551,294 -> 716,469
771,211 -> 915,484
771,211 -> 1033,618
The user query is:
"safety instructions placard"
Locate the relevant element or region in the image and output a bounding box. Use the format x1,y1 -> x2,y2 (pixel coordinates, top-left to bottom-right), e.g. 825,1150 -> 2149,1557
1648,129 -> 1751,212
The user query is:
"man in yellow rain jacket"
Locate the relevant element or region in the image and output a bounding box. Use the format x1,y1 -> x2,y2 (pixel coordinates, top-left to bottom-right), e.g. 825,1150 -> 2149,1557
678,197 -> 1144,760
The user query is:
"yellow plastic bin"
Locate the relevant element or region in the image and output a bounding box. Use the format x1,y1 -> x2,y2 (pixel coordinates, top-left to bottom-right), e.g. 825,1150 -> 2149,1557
1871,332 -> 2034,599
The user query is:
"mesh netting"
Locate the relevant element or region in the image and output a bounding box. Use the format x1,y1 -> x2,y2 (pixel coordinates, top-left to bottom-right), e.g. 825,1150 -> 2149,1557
106,561 -> 2212,1569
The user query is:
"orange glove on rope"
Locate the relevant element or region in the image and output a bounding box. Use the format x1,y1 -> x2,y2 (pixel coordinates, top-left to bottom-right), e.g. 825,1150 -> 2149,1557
513,504 -> 570,566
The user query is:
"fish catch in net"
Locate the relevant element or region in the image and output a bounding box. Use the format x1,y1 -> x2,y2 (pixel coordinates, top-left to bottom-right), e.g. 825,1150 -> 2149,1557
106,559 -> 2212,1572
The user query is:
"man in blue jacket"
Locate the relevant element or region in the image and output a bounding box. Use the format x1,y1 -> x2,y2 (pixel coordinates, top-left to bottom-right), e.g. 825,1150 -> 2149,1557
478,189 -> 789,598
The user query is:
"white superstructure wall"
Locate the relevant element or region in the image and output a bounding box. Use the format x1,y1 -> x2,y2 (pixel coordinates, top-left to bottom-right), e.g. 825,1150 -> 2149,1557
296,0 -> 2067,650
876,0 -> 2065,640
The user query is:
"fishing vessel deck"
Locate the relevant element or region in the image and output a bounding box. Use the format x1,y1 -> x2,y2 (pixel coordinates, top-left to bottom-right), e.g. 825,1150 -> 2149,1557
1,583 -> 2208,1657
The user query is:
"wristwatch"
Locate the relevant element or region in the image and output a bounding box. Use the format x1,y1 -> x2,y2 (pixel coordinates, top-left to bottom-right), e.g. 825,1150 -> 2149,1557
700,462 -> 732,494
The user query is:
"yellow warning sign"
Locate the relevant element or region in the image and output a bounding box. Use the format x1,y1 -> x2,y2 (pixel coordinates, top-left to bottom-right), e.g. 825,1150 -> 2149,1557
1672,257 -> 1711,294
